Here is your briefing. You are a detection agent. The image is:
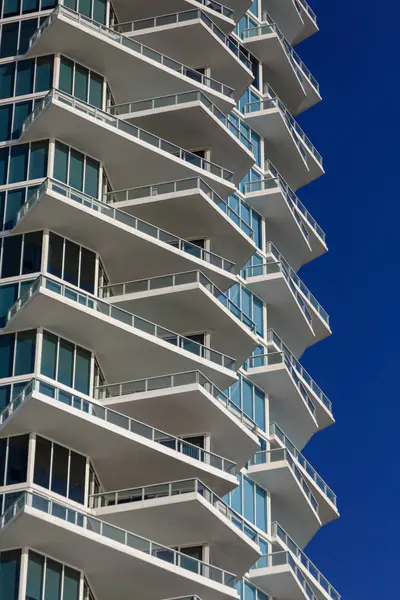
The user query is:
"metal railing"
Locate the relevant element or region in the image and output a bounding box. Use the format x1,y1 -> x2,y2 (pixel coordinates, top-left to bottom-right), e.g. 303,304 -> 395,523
109,90 -> 253,152
103,177 -> 254,240
0,491 -> 236,587
21,88 -> 234,184
94,370 -> 258,434
28,5 -> 235,98
292,0 -> 317,23
270,424 -> 337,505
248,449 -> 319,513
272,523 -> 340,600
89,478 -> 259,542
193,0 -> 234,19
0,378 -> 236,474
114,10 -> 252,70
99,270 -> 256,332
15,178 -> 236,275
251,551 -> 318,600
7,275 -> 236,372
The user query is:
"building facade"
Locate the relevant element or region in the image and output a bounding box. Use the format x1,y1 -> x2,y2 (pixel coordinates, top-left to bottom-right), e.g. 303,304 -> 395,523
0,1 -> 340,599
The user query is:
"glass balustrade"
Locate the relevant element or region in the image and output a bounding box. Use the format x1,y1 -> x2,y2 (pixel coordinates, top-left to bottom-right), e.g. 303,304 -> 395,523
251,551 -> 318,600
0,378 -> 237,474
291,0 -> 317,23
194,0 -> 234,19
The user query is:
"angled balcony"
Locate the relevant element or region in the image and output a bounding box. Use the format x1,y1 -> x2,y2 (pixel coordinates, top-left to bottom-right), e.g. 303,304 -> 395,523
0,379 -> 238,495
90,478 -> 261,575
14,180 -> 237,290
241,21 -> 321,115
26,5 -> 236,112
247,449 -> 321,547
104,178 -> 256,269
0,491 -> 238,600
95,371 -> 259,468
109,91 -> 255,183
5,276 -> 237,390
243,96 -> 324,190
270,424 -> 339,525
114,10 -> 254,99
20,90 -> 236,197
100,271 -> 258,365
262,1 -> 318,45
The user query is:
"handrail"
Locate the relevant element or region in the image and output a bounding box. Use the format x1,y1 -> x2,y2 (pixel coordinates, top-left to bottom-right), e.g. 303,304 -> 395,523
94,370 -> 258,434
0,378 -> 237,474
6,275 -> 236,372
192,0 -> 234,19
251,551 -> 318,600
28,4 -> 235,99
15,178 -> 236,275
0,491 -> 237,587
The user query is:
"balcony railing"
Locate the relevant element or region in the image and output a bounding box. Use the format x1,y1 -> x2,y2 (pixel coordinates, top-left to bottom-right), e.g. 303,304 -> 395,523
251,551 -> 318,600
89,477 -> 259,542
28,5 -> 235,99
270,424 -> 336,505
248,448 -> 319,514
0,491 -> 237,587
103,177 -> 254,240
21,89 -> 234,184
272,523 -> 340,600
109,90 -> 253,152
266,329 -> 332,413
194,0 -> 234,19
113,10 -> 252,70
99,270 -> 256,333
0,378 -> 236,475
245,352 -> 317,418
94,370 -> 258,434
16,179 -> 236,275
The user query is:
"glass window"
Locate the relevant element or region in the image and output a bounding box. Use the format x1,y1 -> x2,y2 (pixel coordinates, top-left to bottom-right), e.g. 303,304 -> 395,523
6,434 -> 29,484
68,450 -> 86,503
34,436 -> 51,488
54,142 -> 69,183
22,0 -> 40,13
41,331 -> 58,379
4,188 -> 25,230
79,247 -> 95,293
35,56 -> 53,92
0,22 -> 19,58
0,104 -> 12,142
69,149 -> 84,191
0,334 -> 15,378
51,443 -> 69,496
9,144 -> 28,183
63,566 -> 80,600
3,0 -> 21,17
74,346 -> 90,394
16,59 -> 34,96
78,0 -> 91,17
0,63 -> 15,99
26,551 -> 44,600
92,0 -> 106,23
0,439 -> 6,484
29,140 -> 48,179
0,385 -> 11,411
14,329 -> 36,375
243,476 -> 255,523
0,284 -> 17,327
255,486 -> 267,531
63,240 -> 80,286
47,232 -> 63,279
44,558 -> 62,600
0,148 -> 8,185
59,57 -> 74,95
254,388 -> 265,430
0,549 -> 21,600
19,18 -> 38,54
244,581 -> 256,600
58,339 -> 74,387
74,65 -> 88,101
242,379 -> 253,419
12,100 -> 32,139
84,157 -> 99,197
89,72 -> 103,108
253,296 -> 263,335
230,474 -> 242,513
22,231 -> 43,274
2,236 -> 22,277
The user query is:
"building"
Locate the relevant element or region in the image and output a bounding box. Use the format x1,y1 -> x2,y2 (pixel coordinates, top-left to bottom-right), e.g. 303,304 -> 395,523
0,1 -> 340,599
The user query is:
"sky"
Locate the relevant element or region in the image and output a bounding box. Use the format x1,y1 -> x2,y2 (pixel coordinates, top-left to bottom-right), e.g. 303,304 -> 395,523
292,0 -> 398,597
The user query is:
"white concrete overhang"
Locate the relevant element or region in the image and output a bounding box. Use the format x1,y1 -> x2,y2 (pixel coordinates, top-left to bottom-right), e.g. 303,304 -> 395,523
219,0 -> 251,20
296,466 -> 339,526
4,277 -> 237,390
13,180 -> 238,291
262,0 -> 319,45
26,5 -> 236,112
0,383 -> 238,496
248,557 -> 311,600
20,90 -> 235,199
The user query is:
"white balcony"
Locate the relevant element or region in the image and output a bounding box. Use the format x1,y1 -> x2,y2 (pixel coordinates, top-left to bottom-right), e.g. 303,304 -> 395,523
110,91 -> 255,183
95,371 -> 259,468
115,11 -> 253,99
14,180 -> 237,291
243,97 -> 324,190
247,449 -> 321,547
105,178 -> 256,269
90,479 -> 261,575
241,22 -> 321,115
100,271 -> 258,366
26,5 -> 236,112
243,169 -> 327,270
0,491 -> 238,600
5,276 -> 237,390
262,1 -> 318,44
0,379 -> 238,496
20,90 -> 236,197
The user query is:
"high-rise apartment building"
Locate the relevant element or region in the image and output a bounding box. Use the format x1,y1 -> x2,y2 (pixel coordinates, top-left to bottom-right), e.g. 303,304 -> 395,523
0,1 -> 339,599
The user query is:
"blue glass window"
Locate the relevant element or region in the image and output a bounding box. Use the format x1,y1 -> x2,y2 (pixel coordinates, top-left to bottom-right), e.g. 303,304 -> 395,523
92,0 -> 106,23
251,130 -> 261,165
0,104 -> 12,142
35,56 -> 53,92
59,58 -> 74,95
63,566 -> 79,600
74,346 -> 91,394
0,63 -> 15,99
16,59 -> 34,95
1,236 -> 22,278
244,581 -> 256,600
19,18 -> 39,54
252,211 -> 262,249
44,558 -> 62,599
4,188 -> 25,230
74,64 -> 88,101
255,486 -> 267,531
253,296 -> 264,335
58,339 -> 74,387
41,331 -> 57,379
22,231 -> 42,274
0,334 -> 15,377
14,329 -> 36,375
29,141 -> 48,179
254,387 -> 265,430
7,434 -> 29,484
84,157 -> 99,197
54,142 -> 69,183
0,149 -> 8,185
3,0 -> 21,16
242,378 -> 253,419
23,0 -> 40,13
0,549 -> 21,600
243,476 -> 255,523
12,100 -> 32,139
9,144 -> 28,183
69,149 -> 84,190
26,551 -> 44,600
230,474 -> 242,514
0,22 -> 19,58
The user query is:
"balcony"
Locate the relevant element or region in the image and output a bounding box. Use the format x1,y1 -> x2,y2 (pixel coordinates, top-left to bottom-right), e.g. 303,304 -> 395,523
26,5 -> 236,112
114,10 -> 254,98
109,91 -> 255,183
243,96 -> 324,190
95,371 -> 259,468
241,21 -> 321,115
243,165 -> 327,270
0,379 -> 238,495
20,90 -> 236,197
247,449 -> 321,547
100,271 -> 258,365
14,179 -> 237,290
270,424 -> 339,524
90,478 -> 261,575
5,276 -> 237,390
0,491 -> 238,600
262,1 -> 318,45
248,551 -> 320,600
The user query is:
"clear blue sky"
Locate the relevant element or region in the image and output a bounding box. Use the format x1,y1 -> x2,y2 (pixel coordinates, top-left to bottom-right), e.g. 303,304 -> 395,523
293,0 -> 397,596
